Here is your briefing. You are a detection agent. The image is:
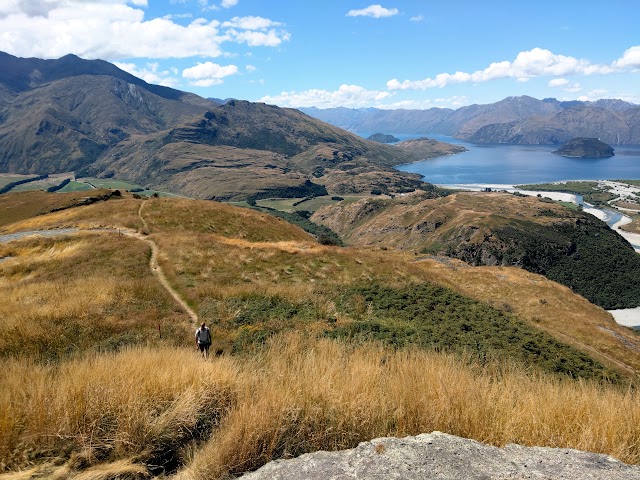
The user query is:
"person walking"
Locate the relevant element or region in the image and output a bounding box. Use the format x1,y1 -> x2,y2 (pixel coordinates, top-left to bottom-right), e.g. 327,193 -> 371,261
195,322 -> 212,359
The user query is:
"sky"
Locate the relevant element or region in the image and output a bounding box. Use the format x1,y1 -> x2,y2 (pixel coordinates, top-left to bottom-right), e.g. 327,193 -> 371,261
1,0 -> 639,110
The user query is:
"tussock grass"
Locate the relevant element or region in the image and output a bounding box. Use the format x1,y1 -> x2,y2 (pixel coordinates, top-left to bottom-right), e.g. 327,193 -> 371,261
0,348 -> 238,475
0,192 -> 142,232
0,234 -> 189,359
3,334 -> 640,479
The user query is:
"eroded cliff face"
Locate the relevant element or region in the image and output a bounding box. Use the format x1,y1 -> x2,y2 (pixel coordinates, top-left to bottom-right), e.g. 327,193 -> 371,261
241,432 -> 640,480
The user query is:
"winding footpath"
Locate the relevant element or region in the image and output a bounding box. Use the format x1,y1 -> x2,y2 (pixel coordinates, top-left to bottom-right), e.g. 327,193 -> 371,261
132,202 -> 199,323
0,202 -> 199,324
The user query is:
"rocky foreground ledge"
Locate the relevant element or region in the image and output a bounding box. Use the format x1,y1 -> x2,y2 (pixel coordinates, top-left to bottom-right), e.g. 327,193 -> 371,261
240,432 -> 640,479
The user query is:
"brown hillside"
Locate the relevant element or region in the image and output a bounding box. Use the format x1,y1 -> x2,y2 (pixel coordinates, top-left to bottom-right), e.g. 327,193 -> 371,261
3,191 -> 638,376
86,101 -> 425,200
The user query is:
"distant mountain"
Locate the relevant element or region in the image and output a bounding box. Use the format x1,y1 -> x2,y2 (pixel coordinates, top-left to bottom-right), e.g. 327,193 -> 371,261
0,52 -> 216,173
0,52 -> 443,200
302,96 -> 640,145
84,99 -> 426,200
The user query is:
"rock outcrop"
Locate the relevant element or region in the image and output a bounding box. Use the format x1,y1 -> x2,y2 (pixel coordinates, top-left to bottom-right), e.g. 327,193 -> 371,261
241,432 -> 640,480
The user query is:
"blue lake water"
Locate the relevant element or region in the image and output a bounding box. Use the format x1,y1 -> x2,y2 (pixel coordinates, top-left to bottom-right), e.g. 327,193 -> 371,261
376,134 -> 640,185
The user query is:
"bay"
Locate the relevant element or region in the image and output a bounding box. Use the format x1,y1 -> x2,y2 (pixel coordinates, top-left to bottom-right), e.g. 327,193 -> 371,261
383,134 -> 640,185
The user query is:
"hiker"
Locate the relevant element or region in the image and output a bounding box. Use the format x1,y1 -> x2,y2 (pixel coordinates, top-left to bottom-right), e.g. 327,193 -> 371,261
195,322 -> 211,359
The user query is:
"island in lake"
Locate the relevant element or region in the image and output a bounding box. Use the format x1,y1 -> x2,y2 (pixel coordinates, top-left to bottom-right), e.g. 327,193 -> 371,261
552,137 -> 615,158
367,133 -> 400,143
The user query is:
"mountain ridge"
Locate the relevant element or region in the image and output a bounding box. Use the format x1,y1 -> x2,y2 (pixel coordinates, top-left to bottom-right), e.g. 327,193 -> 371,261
301,95 -> 640,145
0,52 -> 461,200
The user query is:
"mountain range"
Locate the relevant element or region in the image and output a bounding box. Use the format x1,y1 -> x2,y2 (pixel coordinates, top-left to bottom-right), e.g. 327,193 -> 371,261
302,96 -> 640,145
0,52 -> 445,200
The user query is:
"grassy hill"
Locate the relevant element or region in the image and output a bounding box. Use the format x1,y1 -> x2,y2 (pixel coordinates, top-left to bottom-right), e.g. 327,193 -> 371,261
312,191 -> 640,309
1,191 -> 640,478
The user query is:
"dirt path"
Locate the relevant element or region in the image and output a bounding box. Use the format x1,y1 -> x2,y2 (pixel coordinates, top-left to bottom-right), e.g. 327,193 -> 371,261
132,202 -> 199,323
0,205 -> 199,324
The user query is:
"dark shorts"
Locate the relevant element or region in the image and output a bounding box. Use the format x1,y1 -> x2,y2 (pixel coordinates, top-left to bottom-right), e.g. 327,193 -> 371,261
198,341 -> 211,352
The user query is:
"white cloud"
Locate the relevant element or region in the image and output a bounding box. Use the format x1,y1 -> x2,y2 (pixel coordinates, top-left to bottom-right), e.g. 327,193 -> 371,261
114,61 -> 180,87
613,46 -> 640,68
222,16 -> 281,30
388,48 -> 617,91
548,78 -> 569,87
246,64 -> 256,72
377,96 -> 469,110
260,84 -> 391,108
222,16 -> 290,47
182,61 -> 238,87
0,0 -> 146,18
0,2 -> 289,60
410,14 -> 424,22
221,0 -> 239,7
231,29 -> 290,47
577,89 -> 609,102
346,4 -> 399,18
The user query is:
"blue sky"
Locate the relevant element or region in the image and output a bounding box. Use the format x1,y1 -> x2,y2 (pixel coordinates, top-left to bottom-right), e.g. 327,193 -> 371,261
1,0 -> 639,109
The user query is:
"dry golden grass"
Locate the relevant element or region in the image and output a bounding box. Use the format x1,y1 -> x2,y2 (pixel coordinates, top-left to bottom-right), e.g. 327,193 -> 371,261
3,191 -> 638,376
0,233 -> 190,358
3,334 -> 639,478
141,197 -> 312,242
149,221 -> 640,377
184,334 -> 640,479
0,191 -> 141,231
0,347 -> 239,476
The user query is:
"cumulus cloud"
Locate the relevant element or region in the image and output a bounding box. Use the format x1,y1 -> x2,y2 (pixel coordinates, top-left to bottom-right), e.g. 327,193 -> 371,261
548,78 -> 569,87
577,89 -> 609,102
182,61 -> 238,87
220,16 -> 290,47
0,2 -> 289,60
0,0 -> 146,18
221,0 -> 239,7
346,4 -> 399,18
410,14 -> 424,22
377,96 -> 469,110
222,15 -> 281,30
613,46 -> 640,68
388,48 -> 617,90
114,61 -> 180,87
260,84 -> 391,108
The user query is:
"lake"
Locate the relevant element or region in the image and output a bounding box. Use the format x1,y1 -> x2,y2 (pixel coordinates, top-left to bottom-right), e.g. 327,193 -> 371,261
383,134 -> 640,185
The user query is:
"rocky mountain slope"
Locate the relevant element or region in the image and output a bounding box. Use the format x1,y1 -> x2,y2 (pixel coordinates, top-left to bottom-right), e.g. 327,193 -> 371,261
312,191 -> 640,310
0,52 -> 468,200
302,96 -> 640,145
